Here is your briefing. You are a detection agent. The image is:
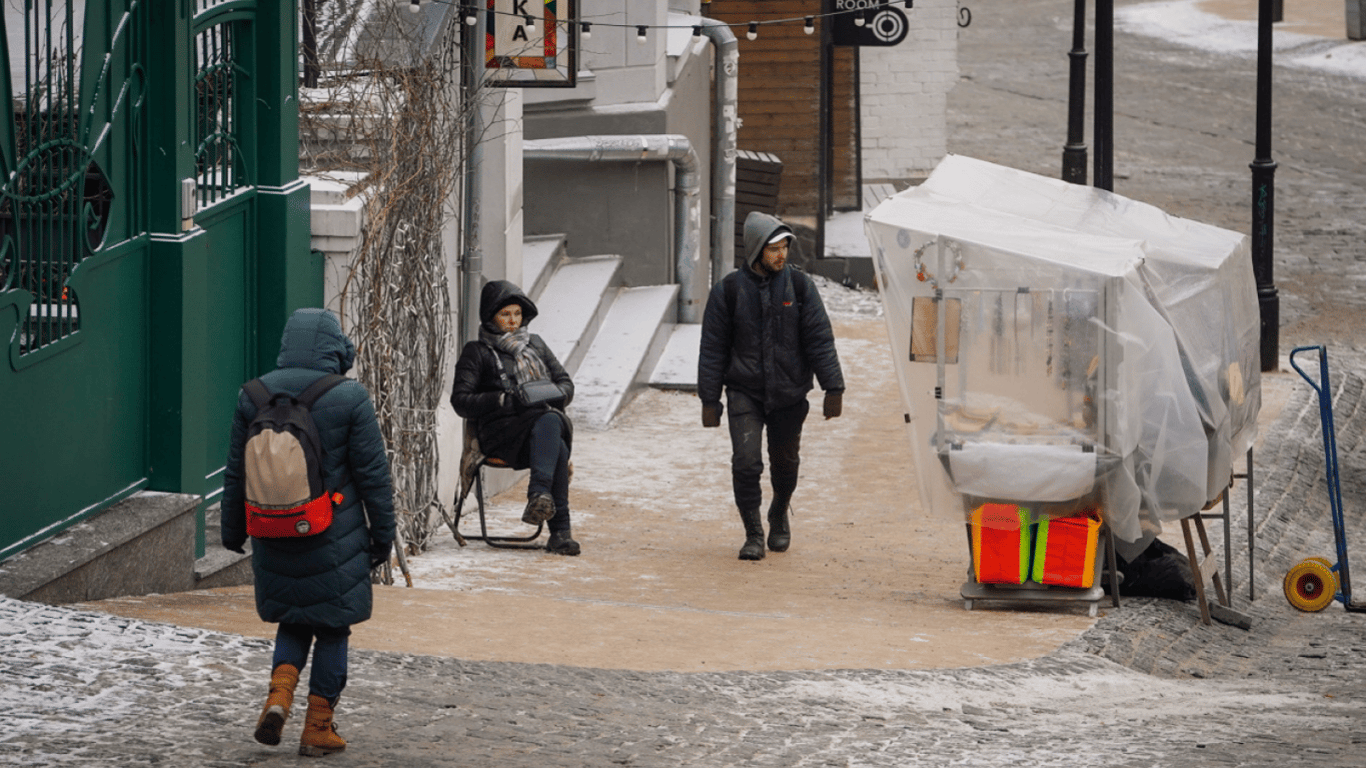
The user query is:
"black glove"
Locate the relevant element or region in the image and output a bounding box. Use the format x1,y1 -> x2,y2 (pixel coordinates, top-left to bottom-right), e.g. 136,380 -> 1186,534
702,401 -> 723,428
223,540 -> 246,555
823,391 -> 843,420
369,542 -> 393,570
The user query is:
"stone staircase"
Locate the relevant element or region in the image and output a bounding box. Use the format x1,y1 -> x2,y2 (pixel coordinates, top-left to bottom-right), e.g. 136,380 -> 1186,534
522,235 -> 699,430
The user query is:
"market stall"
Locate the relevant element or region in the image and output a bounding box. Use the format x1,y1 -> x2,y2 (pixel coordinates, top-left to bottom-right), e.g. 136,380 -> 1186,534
865,156 -> 1261,611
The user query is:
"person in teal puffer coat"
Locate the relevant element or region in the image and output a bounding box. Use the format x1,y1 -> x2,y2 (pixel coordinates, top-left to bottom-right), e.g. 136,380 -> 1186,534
222,308 -> 395,757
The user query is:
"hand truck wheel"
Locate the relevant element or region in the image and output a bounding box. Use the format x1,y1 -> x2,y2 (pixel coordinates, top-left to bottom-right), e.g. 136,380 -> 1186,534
1307,556 -> 1339,592
1284,558 -> 1337,612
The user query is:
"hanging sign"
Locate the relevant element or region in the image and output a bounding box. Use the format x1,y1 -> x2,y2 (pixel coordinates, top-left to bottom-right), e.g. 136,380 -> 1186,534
485,0 -> 577,87
828,0 -> 910,47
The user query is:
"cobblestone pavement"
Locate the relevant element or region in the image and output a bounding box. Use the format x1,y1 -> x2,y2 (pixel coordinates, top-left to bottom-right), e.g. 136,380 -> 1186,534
3,371 -> 1363,766
4,1 -> 1366,765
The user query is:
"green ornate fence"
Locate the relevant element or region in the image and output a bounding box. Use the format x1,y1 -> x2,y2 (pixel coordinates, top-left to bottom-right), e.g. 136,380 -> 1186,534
0,0 -> 316,561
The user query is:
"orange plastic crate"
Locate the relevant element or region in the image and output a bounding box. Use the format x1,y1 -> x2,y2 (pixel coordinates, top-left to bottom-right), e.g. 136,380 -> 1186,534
970,503 -> 1032,584
1031,513 -> 1100,588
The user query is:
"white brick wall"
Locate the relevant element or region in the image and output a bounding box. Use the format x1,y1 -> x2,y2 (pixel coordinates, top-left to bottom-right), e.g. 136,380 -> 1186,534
860,0 -> 959,180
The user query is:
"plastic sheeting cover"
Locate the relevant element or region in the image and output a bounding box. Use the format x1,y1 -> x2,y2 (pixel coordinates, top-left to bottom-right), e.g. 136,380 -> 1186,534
865,155 -> 1260,544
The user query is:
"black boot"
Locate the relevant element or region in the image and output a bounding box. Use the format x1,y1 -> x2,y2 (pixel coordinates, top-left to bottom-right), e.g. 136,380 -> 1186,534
767,499 -> 791,553
738,508 -> 765,560
546,528 -> 580,556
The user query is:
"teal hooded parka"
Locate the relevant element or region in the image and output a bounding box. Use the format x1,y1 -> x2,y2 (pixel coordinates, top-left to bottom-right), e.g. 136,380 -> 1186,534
221,308 -> 396,628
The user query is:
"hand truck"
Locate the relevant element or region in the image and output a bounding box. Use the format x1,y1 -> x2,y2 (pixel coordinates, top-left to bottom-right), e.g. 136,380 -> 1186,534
1282,345 -> 1366,612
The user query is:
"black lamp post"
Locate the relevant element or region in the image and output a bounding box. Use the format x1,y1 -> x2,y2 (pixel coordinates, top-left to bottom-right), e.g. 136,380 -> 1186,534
1061,0 -> 1087,184
1093,0 -> 1113,191
1251,0 -> 1279,370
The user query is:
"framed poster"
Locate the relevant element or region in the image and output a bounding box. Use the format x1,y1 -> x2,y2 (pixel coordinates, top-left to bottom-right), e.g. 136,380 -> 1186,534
485,0 -> 577,87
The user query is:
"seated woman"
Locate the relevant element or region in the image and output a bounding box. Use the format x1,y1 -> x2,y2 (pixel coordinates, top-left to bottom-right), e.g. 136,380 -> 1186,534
450,280 -> 579,555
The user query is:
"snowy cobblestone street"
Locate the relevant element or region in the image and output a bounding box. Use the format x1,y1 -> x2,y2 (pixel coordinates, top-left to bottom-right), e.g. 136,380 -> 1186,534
3,594 -> 1365,767
4,0 -> 1366,765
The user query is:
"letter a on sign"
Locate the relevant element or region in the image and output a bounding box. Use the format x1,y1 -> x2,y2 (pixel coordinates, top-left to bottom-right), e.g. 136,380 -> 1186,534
485,0 -> 578,87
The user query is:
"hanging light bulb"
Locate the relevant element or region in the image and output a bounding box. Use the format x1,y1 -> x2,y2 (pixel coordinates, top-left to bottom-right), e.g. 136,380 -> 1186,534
636,25 -> 648,44
693,25 -> 703,38
904,1 -> 914,7
803,16 -> 814,35
853,9 -> 864,26
581,21 -> 592,40
525,14 -> 535,33
464,5 -> 476,25
408,0 -> 420,14
746,22 -> 758,41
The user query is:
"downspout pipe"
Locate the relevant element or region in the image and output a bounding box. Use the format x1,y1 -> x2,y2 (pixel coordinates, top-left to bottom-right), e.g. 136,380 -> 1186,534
460,9 -> 484,345
694,18 -> 738,287
523,135 -> 703,323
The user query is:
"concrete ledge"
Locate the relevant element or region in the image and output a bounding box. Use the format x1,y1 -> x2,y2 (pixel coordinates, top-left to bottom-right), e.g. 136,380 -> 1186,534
807,256 -> 877,291
193,503 -> 254,591
0,492 -> 199,604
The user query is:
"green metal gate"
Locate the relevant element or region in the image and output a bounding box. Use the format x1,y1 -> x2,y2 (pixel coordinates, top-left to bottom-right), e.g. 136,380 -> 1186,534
0,1 -> 316,560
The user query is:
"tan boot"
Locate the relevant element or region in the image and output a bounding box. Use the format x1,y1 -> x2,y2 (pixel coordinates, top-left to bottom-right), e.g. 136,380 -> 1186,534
298,694 -> 348,756
253,663 -> 299,746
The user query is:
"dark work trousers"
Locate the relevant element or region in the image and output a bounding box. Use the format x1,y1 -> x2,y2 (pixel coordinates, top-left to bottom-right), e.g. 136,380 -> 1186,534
272,623 -> 351,702
528,411 -> 572,533
725,389 -> 810,513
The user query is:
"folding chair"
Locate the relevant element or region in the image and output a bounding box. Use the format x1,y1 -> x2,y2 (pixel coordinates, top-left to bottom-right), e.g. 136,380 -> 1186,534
449,424 -> 543,549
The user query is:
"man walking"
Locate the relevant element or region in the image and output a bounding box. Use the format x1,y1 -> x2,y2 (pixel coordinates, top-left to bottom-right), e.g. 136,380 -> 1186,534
698,211 -> 845,560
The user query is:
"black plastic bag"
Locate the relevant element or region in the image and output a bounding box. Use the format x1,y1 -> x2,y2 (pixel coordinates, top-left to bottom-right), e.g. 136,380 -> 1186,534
1107,537 -> 1196,601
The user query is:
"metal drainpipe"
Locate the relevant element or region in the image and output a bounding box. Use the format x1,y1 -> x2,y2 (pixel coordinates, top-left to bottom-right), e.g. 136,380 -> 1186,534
523,135 -> 703,323
695,18 -> 738,287
460,9 -> 484,345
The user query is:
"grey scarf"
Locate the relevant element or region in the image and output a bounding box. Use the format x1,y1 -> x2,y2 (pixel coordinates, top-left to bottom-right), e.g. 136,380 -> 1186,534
480,325 -> 550,385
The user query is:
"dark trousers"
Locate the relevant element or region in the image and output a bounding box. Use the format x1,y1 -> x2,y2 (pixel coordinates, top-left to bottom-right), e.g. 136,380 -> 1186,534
272,623 -> 351,701
725,390 -> 809,512
528,412 -> 572,533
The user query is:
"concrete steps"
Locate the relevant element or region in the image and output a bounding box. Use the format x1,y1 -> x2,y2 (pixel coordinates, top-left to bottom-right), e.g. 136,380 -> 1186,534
649,323 -> 701,390
532,254 -> 621,377
525,236 -> 697,428
566,284 -> 678,429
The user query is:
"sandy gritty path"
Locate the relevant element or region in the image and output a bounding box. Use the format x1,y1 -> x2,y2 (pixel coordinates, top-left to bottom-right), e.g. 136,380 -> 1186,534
84,315 -> 1101,672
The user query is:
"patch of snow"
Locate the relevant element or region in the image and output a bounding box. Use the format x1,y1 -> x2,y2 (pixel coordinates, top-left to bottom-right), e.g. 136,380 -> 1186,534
1119,1 -> 1366,80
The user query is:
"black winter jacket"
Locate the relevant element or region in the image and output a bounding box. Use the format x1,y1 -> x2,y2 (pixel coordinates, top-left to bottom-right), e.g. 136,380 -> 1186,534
698,212 -> 844,410
222,308 -> 395,628
450,280 -> 574,467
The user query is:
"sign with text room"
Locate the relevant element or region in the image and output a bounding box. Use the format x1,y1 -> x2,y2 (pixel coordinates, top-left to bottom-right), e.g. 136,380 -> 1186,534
485,0 -> 577,87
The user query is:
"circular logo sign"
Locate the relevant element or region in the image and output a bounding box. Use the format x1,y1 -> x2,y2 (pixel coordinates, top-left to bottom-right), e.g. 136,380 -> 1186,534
295,519 -> 311,534
870,9 -> 907,45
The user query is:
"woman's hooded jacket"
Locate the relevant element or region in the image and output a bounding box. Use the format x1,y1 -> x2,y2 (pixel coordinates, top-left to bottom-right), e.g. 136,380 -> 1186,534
450,280 -> 574,466
698,211 -> 844,411
221,308 -> 395,628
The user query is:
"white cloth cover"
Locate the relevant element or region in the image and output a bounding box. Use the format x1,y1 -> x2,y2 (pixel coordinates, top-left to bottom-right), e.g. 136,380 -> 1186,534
947,443 -> 1099,503
865,155 -> 1261,543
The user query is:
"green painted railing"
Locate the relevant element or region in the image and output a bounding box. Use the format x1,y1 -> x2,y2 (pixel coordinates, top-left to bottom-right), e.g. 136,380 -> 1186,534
0,0 -> 317,562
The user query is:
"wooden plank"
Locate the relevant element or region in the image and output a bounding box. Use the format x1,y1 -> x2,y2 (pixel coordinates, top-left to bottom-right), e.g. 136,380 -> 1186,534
735,174 -> 781,189
1181,518 -> 1212,625
736,193 -> 780,207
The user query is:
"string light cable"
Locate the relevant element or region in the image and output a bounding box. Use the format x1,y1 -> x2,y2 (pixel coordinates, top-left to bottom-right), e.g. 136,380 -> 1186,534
408,1 -> 915,42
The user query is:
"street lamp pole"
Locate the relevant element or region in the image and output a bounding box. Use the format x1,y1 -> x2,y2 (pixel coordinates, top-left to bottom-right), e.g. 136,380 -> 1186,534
1061,0 -> 1087,185
1093,0 -> 1113,191
1251,0 -> 1279,370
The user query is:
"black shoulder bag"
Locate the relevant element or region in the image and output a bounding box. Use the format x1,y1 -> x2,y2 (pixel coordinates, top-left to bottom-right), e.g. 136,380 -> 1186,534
489,347 -> 562,408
